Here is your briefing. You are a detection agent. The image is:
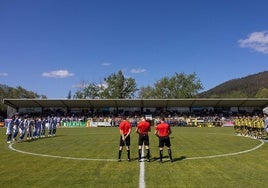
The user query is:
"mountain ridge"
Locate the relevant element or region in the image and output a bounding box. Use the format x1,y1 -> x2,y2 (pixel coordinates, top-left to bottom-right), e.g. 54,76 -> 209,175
198,71 -> 268,98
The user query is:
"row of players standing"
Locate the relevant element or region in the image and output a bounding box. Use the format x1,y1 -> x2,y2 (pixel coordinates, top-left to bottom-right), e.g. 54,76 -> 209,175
118,115 -> 173,163
233,114 -> 268,139
6,115 -> 59,143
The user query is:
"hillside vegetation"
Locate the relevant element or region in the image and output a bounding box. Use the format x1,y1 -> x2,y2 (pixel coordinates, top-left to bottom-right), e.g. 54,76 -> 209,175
0,84 -> 46,117
198,71 -> 268,98
0,84 -> 45,99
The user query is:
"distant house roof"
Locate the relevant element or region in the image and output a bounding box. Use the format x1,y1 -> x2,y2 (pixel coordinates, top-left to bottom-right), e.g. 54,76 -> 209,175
3,98 -> 268,109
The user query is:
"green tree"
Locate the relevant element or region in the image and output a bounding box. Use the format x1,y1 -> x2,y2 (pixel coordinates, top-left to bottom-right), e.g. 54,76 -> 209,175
74,70 -> 138,99
139,72 -> 203,98
74,90 -> 84,99
138,86 -> 155,99
84,83 -> 104,99
16,86 -> 40,98
255,88 -> 268,98
102,70 -> 138,99
74,81 -> 102,99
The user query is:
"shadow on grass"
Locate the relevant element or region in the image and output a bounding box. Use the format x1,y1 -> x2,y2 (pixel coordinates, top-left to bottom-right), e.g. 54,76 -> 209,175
18,134 -> 65,143
150,155 -> 187,163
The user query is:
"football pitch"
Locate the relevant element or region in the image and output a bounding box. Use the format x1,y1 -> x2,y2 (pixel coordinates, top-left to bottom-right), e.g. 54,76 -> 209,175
1,126 -> 268,188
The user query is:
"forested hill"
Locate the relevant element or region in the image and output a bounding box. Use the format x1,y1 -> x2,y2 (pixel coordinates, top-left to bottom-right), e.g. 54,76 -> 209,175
198,71 -> 268,98
0,84 -> 45,99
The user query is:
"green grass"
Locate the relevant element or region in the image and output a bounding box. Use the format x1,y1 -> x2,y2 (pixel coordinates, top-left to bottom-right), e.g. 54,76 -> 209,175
1,126 -> 268,188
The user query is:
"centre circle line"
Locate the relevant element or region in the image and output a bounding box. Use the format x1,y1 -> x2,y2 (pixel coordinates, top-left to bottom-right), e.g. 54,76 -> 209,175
8,138 -> 264,161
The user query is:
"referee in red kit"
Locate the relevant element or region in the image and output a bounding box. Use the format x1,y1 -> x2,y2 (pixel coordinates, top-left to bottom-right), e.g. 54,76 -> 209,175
118,116 -> 132,162
136,116 -> 151,162
154,117 -> 173,163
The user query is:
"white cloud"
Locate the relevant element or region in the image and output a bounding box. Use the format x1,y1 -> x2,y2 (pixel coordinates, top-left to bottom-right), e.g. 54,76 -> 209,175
238,31 -> 268,54
0,72 -> 8,76
101,62 -> 111,66
130,68 -> 147,74
72,83 -> 86,88
42,70 -> 74,78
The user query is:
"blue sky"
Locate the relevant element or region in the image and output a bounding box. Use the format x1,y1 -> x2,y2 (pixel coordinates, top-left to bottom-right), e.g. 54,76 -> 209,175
0,0 -> 268,98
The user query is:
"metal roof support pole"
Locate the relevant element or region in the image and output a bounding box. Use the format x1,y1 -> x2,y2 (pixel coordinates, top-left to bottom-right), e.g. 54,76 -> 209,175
116,106 -> 119,115
140,100 -> 144,115
90,107 -> 94,114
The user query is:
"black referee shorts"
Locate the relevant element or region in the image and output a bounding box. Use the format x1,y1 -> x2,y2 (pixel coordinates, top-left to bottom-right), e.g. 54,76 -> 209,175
158,136 -> 171,147
138,134 -> 149,146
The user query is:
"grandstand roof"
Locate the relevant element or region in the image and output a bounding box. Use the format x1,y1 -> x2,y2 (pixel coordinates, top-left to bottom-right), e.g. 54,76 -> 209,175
3,98 -> 268,109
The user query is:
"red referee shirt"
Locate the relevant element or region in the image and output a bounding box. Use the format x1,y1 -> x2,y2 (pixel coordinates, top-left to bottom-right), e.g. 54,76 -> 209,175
137,120 -> 151,134
155,122 -> 170,137
119,120 -> 132,135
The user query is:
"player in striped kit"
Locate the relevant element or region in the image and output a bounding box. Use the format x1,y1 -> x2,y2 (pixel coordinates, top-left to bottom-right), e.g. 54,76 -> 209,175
40,117 -> 47,138
6,118 -> 14,143
12,116 -> 20,141
18,117 -> 27,142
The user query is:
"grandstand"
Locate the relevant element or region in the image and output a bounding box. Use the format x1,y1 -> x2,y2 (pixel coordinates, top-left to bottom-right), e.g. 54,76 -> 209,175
3,98 -> 268,116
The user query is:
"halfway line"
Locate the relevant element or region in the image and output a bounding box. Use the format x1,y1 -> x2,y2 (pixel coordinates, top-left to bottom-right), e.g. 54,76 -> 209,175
139,145 -> 145,188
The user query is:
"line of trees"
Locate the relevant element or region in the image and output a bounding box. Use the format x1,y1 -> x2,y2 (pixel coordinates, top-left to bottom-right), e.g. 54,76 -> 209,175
73,70 -> 203,99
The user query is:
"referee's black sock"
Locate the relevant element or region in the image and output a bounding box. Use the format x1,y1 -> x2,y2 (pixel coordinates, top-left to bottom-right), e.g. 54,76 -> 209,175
138,149 -> 142,160
168,149 -> 173,161
159,150 -> 163,161
118,150 -> 122,160
127,150 -> 130,160
146,149 -> 150,159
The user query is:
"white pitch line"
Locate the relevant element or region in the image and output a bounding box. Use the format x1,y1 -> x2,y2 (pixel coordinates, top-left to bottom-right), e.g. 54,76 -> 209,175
139,145 -> 145,188
186,138 -> 265,160
8,143 -> 117,162
9,138 -> 265,162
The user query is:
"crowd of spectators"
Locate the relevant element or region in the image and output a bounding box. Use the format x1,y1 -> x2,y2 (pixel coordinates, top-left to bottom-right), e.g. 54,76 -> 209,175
10,108 -> 265,128
4,108 -> 268,143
